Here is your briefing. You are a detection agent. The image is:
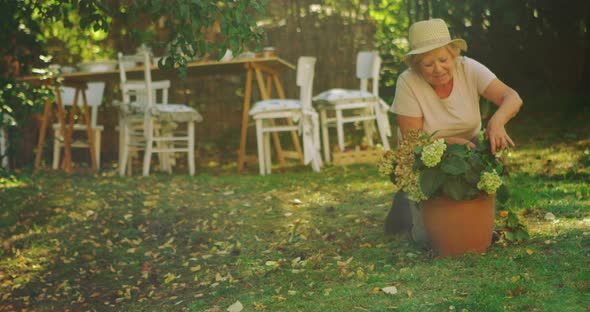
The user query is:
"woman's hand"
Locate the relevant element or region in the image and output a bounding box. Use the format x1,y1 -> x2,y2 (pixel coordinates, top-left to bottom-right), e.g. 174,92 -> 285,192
481,78 -> 522,155
444,137 -> 476,149
486,120 -> 515,154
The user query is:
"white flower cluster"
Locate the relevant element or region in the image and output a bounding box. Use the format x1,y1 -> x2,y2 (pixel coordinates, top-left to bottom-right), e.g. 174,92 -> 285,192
420,139 -> 447,167
477,170 -> 503,194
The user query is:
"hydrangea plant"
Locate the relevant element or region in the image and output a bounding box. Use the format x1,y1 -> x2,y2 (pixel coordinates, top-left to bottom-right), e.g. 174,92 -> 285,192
378,129 -> 505,202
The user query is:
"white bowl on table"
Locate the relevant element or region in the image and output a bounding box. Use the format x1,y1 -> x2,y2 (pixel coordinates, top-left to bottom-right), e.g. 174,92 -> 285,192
60,66 -> 77,73
118,60 -> 138,70
77,60 -> 117,72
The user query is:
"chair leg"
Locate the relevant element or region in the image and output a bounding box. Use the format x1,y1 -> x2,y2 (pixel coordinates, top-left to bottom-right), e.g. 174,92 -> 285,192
320,109 -> 331,163
376,114 -> 391,151
188,121 -> 195,176
119,126 -> 129,177
127,152 -> 133,176
53,129 -> 61,170
94,129 -> 101,169
155,127 -> 168,173
264,131 -> 272,175
363,120 -> 375,147
336,109 -> 345,152
143,138 -> 152,176
118,119 -> 124,172
255,119 -> 265,176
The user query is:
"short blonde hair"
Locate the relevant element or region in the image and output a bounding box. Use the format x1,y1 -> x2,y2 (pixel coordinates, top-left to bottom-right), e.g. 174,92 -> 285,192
405,43 -> 461,72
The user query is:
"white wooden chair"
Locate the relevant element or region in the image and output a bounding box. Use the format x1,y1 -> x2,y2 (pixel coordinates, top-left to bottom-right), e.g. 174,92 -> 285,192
313,51 -> 391,162
249,57 -> 322,175
117,52 -> 173,175
117,51 -> 202,176
52,82 -> 105,169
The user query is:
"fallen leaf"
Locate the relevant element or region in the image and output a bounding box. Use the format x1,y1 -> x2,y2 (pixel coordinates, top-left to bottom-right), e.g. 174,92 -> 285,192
227,300 -> 243,312
190,265 -> 202,272
382,286 -> 398,295
544,212 -> 556,221
164,273 -> 176,284
526,249 -> 534,255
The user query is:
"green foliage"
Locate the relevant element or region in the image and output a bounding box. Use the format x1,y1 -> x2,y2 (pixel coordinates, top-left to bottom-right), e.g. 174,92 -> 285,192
0,80 -> 53,126
502,211 -> 530,242
39,7 -> 114,64
369,0 -> 410,91
131,0 -> 265,78
496,185 -> 529,243
0,1 -> 46,79
414,138 -> 502,201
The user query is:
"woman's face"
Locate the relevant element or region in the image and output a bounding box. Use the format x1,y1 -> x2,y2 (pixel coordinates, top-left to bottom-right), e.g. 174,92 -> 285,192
418,47 -> 455,87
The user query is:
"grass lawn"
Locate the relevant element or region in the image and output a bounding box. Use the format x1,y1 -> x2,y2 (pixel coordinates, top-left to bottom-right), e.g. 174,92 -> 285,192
1,108 -> 590,311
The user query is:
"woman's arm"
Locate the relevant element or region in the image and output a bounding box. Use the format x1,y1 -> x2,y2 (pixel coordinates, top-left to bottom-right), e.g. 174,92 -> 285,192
397,115 -> 474,147
482,78 -> 523,153
397,115 -> 423,136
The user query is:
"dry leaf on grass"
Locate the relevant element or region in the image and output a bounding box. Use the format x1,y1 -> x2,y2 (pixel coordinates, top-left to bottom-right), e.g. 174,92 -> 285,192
227,300 -> 243,312
382,286 -> 398,295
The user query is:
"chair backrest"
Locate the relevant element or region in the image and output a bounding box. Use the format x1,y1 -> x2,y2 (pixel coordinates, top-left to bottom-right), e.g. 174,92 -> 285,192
118,51 -> 160,137
356,51 -> 381,96
117,52 -> 143,84
296,57 -> 316,111
117,51 -> 169,106
59,82 -> 105,127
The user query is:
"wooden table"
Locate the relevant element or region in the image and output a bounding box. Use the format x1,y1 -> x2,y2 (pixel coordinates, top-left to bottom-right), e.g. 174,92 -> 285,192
23,57 -> 301,173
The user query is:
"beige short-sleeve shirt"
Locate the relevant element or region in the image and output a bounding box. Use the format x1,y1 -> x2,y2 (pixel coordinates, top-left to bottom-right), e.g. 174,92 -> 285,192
390,56 -> 496,140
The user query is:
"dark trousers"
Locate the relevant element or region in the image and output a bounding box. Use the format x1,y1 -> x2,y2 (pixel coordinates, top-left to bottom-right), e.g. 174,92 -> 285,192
384,191 -> 430,244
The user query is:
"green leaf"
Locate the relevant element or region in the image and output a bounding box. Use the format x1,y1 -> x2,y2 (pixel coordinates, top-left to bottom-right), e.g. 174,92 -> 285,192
446,144 -> 468,157
419,168 -> 446,197
515,229 -> 529,241
464,165 -> 481,184
507,213 -> 519,228
464,187 -> 480,200
442,177 -> 467,200
441,156 -> 470,175
496,184 -> 509,204
468,154 -> 483,170
495,162 -> 504,175
504,231 -> 515,241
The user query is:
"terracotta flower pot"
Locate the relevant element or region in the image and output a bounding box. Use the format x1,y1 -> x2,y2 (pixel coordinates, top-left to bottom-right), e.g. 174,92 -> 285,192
421,194 -> 495,257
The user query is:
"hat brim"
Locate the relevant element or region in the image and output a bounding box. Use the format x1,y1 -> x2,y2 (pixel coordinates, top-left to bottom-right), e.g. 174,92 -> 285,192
404,39 -> 467,59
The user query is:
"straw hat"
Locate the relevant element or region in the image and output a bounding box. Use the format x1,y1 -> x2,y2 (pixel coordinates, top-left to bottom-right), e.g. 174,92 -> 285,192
405,19 -> 467,59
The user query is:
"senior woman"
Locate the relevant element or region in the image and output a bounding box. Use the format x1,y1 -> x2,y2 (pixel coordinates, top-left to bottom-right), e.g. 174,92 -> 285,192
384,18 -> 522,242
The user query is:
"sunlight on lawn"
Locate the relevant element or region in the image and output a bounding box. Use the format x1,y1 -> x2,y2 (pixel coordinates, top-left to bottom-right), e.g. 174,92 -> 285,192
0,176 -> 27,189
507,145 -> 587,176
529,218 -> 590,237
